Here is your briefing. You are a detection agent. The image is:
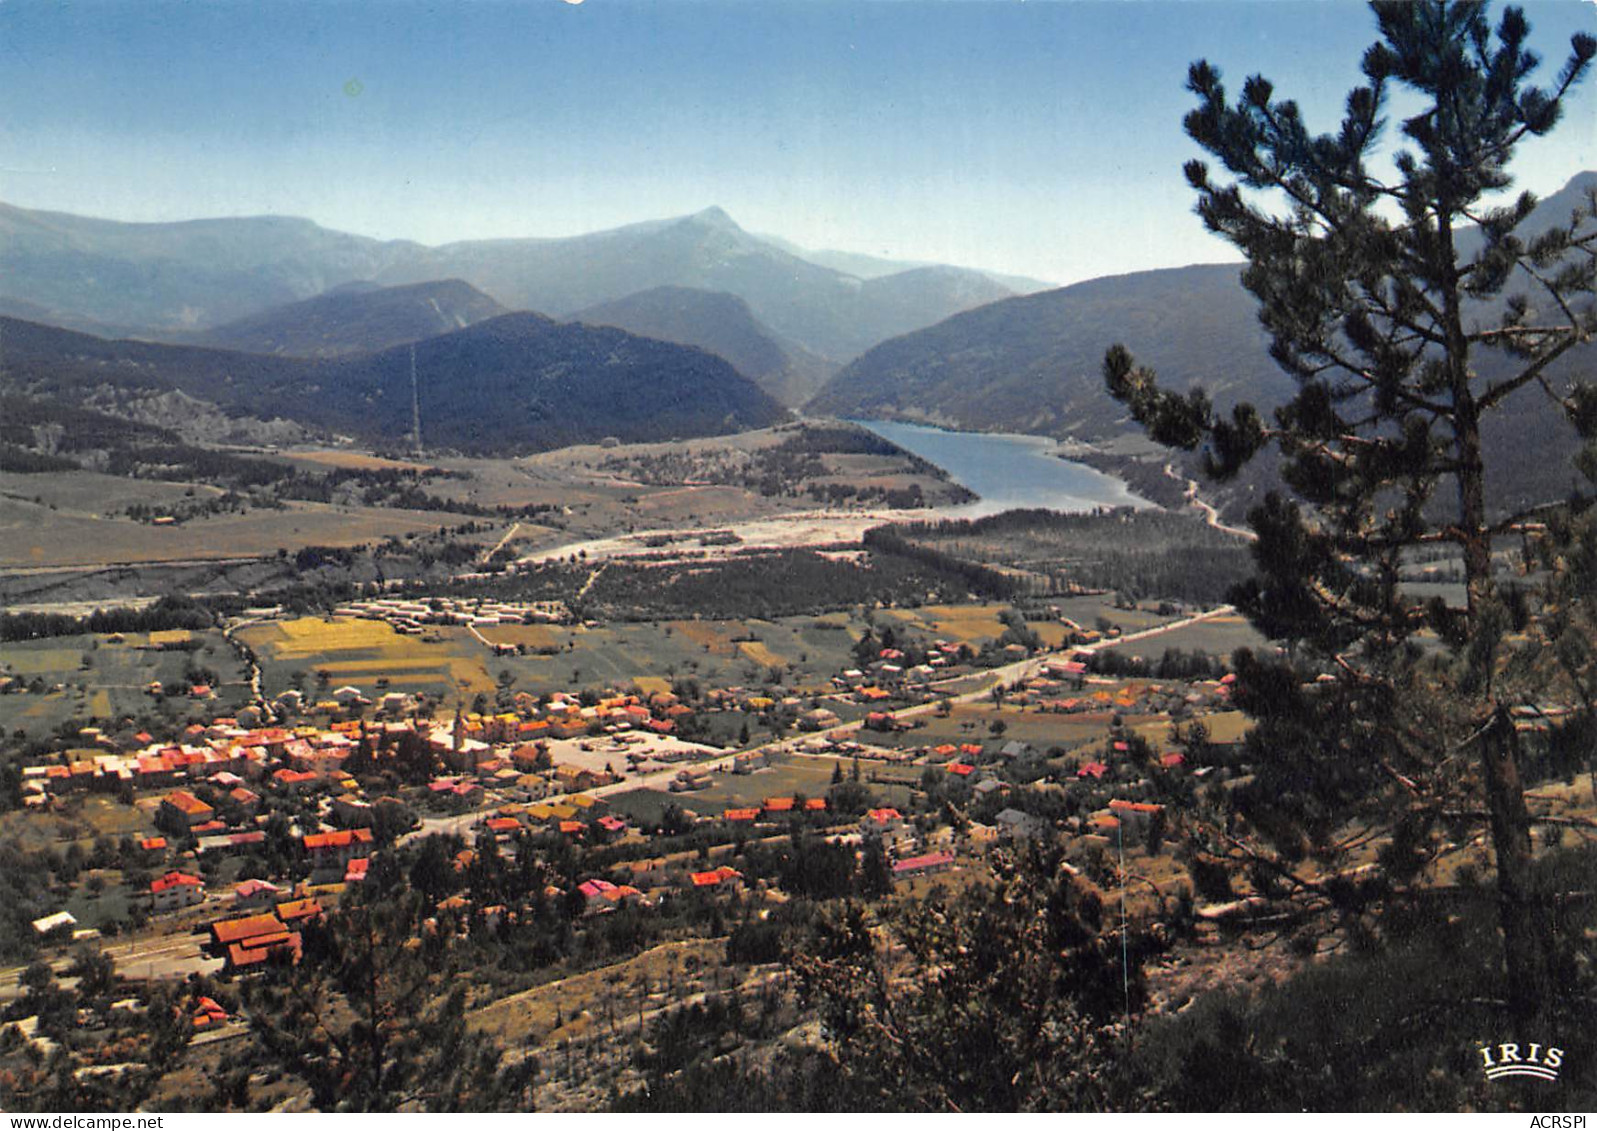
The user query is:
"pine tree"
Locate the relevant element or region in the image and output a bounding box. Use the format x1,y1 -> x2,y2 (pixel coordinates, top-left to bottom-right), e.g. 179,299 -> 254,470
1104,0 -> 1596,1026
243,889 -> 534,1110
791,848 -> 1144,1110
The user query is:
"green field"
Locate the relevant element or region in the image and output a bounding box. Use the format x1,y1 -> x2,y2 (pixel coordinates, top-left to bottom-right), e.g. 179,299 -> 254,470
1097,613 -> 1269,661
0,630 -> 250,743
0,470 -> 460,569
244,612 -> 873,705
1048,596 -> 1183,633
877,702 -> 1123,755
669,755 -> 843,816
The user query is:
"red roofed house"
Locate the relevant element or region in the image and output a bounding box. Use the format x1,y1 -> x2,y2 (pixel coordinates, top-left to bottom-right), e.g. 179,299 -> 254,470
149,870 -> 205,912
688,865 -> 743,890
1077,761 -> 1109,780
892,851 -> 956,880
275,898 -> 323,927
578,878 -> 617,901
722,807 -> 760,823
211,913 -> 302,972
862,807 -> 916,854
302,827 -> 373,867
234,879 -> 281,908
946,762 -> 975,777
484,816 -> 522,839
159,789 -> 214,830
1107,799 -> 1164,836
191,996 -> 230,1029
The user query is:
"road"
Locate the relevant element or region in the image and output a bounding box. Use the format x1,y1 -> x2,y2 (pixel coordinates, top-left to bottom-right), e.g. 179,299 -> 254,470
481,522 -> 523,564
1164,463 -> 1256,541
222,616 -> 270,706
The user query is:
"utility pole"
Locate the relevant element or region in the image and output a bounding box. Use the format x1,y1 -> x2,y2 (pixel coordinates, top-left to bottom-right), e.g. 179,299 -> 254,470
409,343 -> 423,456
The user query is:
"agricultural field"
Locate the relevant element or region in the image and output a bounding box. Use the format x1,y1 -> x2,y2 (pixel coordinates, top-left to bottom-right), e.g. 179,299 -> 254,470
273,449 -> 439,473
477,624 -> 566,651
0,488 -> 460,569
1095,611 -> 1269,662
0,629 -> 249,742
0,469 -> 215,518
879,702 -> 1125,755
239,618 -> 497,700
875,598 -> 1181,649
1047,595 -> 1184,633
235,598 -> 1197,721
241,611 -> 871,704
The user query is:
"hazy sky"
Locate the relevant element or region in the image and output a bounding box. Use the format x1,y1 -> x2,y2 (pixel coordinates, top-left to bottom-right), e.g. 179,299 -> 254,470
3,0 -> 1594,286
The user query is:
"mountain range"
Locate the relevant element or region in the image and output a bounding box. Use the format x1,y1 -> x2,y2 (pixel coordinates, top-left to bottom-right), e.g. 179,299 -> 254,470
570,285 -> 836,407
0,310 -> 787,456
809,170 -> 1597,515
0,201 -> 1034,365
4,173 -> 1591,508
182,279 -> 509,358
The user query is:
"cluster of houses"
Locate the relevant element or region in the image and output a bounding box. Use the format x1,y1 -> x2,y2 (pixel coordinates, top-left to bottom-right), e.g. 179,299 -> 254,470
832,640 -> 976,696
207,898 -> 322,972
331,598 -> 569,636
15,683 -> 711,811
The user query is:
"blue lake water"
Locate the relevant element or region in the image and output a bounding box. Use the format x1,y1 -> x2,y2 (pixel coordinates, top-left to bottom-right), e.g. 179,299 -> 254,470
855,419 -> 1148,518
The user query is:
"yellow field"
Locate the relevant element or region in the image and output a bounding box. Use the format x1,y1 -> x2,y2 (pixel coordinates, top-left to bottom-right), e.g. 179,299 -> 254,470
147,629 -> 193,646
239,618 -> 497,695
281,450 -> 437,472
318,658 -> 495,693
3,649 -> 81,675
89,690 -> 113,716
928,608 -> 1009,643
308,657 -> 458,673
671,621 -> 734,652
1034,623 -> 1071,647
267,618 -> 404,656
479,624 -> 563,649
633,676 -> 672,695
736,641 -> 786,667
880,604 -> 1073,647
1123,709 -> 1251,749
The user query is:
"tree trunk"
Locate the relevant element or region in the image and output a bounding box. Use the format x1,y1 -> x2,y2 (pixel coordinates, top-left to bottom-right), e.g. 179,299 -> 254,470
1480,709 -> 1551,1028
1442,216 -> 1548,1027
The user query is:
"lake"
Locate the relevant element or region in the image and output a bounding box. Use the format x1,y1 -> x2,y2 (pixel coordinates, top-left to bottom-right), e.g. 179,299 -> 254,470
855,419 -> 1148,518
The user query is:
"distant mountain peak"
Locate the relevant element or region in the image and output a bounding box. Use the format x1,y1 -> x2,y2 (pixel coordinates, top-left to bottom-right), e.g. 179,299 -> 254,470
683,205 -> 742,231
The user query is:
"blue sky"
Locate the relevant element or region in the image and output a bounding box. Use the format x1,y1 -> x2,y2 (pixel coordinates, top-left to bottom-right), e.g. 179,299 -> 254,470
2,0 -> 1594,285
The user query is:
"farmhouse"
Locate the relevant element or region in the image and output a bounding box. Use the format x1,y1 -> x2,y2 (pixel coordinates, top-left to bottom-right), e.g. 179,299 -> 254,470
149,871 -> 205,913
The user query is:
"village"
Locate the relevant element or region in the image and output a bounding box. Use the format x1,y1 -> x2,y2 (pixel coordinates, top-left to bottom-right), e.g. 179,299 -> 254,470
3,597 -> 1256,1010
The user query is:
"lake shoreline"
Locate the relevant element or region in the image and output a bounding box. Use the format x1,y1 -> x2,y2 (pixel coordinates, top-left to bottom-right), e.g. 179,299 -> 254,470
851,418 -> 1149,518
